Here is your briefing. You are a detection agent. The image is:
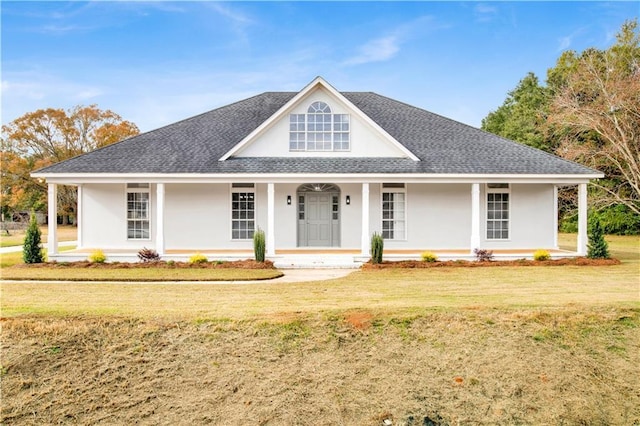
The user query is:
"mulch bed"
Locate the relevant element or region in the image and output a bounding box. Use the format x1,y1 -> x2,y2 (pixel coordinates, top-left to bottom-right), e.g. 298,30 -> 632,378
13,259 -> 276,270
363,257 -> 621,269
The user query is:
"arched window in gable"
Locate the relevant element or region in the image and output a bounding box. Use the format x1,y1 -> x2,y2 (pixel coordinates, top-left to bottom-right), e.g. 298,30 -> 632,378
289,101 -> 350,152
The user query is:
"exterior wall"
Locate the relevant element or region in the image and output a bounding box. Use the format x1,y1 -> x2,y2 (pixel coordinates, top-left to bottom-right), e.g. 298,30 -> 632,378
370,183 -> 471,250
480,184 -> 555,249
80,182 -> 557,252
164,184 -> 231,249
82,183 -> 156,250
235,86 -> 406,158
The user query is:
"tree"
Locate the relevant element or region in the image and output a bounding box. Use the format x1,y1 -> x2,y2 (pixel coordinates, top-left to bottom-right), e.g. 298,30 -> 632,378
481,72 -> 554,152
23,212 -> 44,264
1,105 -> 139,221
548,20 -> 640,216
587,215 -> 610,259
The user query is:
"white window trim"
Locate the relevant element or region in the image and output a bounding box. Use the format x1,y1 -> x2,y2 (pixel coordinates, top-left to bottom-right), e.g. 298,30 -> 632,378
126,183 -> 151,241
288,100 -> 351,153
229,183 -> 256,241
485,183 -> 510,241
380,183 -> 407,241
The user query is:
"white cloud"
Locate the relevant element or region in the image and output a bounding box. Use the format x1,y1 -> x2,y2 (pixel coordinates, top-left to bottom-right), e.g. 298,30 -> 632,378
474,3 -> 498,23
344,36 -> 400,66
557,27 -> 586,52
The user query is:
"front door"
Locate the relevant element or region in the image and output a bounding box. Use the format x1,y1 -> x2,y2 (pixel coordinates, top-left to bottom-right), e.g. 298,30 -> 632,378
306,193 -> 332,246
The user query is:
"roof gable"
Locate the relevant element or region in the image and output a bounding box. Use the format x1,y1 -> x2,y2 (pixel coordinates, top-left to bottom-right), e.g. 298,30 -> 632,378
219,77 -> 419,161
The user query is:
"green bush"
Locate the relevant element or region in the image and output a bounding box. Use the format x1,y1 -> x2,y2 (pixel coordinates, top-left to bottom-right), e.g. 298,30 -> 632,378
371,232 -> 384,264
189,252 -> 208,264
421,251 -> 438,262
533,249 -> 551,261
253,228 -> 266,262
560,205 -> 640,235
88,249 -> 107,263
587,216 -> 610,259
23,212 -> 44,264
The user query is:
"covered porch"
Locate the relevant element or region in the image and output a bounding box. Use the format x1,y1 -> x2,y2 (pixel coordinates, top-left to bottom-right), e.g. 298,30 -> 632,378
43,180 -> 592,268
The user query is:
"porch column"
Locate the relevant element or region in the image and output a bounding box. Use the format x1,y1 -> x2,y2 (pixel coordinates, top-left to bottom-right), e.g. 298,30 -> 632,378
267,183 -> 276,256
361,183 -> 370,256
47,183 -> 58,255
470,183 -> 481,253
553,185 -> 559,249
577,183 -> 588,255
77,184 -> 83,248
156,183 -> 165,256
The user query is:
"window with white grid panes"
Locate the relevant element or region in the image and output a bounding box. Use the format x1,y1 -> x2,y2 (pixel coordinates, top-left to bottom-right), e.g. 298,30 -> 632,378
288,101 -> 350,152
289,114 -> 305,151
486,183 -> 509,240
231,184 -> 255,240
127,183 -> 150,240
381,183 -> 406,240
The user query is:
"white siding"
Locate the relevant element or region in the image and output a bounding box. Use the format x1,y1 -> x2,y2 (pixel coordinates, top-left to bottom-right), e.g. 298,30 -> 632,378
82,183 -> 156,250
481,184 -> 555,249
235,86 -> 407,158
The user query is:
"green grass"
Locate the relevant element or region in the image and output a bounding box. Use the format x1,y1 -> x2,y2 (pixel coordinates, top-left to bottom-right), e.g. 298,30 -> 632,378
1,267 -> 282,282
2,235 -> 637,320
0,225 -> 77,248
0,246 -> 77,268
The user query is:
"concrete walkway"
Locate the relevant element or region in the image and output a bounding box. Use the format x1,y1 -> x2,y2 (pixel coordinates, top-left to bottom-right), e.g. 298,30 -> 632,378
1,268 -> 357,285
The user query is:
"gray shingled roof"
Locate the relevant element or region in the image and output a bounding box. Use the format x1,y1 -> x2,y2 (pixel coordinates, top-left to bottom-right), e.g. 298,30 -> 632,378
35,91 -> 598,176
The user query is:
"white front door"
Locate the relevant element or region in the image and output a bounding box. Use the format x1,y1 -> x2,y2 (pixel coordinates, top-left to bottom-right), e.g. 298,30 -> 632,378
306,193 -> 332,246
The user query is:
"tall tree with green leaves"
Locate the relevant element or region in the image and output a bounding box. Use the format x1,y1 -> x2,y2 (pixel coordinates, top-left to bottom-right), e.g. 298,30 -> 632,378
481,72 -> 553,152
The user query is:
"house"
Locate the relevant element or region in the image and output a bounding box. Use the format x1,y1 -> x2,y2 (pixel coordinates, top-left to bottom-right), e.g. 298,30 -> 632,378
33,77 -> 602,267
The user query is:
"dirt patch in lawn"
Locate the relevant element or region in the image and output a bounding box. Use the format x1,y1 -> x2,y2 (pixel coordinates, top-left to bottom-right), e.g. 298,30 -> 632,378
2,309 -> 639,425
363,257 -> 621,269
11,259 -> 276,269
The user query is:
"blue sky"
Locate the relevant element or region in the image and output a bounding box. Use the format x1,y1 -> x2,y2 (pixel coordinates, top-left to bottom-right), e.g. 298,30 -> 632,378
2,1 -> 638,132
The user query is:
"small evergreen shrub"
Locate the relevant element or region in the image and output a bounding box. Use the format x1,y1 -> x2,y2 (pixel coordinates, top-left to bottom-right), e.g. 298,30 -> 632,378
587,216 -> 610,259
166,260 -> 176,267
137,247 -> 160,262
253,228 -> 266,262
189,252 -> 208,264
533,249 -> 551,261
421,251 -> 438,263
23,212 -> 44,264
473,248 -> 494,262
88,249 -> 107,263
371,232 -> 384,264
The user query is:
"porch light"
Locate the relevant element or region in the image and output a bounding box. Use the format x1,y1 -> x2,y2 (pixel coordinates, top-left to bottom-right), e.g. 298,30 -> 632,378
346,195 -> 351,205
314,184 -> 321,192
287,195 -> 292,205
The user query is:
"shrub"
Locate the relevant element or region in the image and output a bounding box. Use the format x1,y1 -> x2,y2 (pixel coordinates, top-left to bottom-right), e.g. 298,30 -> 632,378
533,249 -> 551,261
23,212 -> 44,264
189,252 -> 208,264
137,247 -> 160,263
253,228 -> 266,262
166,260 -> 176,267
421,251 -> 438,263
473,248 -> 494,262
371,232 -> 384,264
88,249 -> 107,263
587,216 -> 610,259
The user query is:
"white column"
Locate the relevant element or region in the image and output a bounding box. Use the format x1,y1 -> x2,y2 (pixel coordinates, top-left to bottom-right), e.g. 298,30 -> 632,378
361,183 -> 370,256
470,183 -> 481,253
577,183 -> 588,255
267,183 -> 276,256
553,185 -> 559,249
47,183 -> 58,255
156,183 -> 165,255
77,184 -> 83,249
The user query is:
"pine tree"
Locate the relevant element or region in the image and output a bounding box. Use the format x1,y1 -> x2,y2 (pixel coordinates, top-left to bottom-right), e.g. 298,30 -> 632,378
23,212 -> 44,264
587,216 -> 610,259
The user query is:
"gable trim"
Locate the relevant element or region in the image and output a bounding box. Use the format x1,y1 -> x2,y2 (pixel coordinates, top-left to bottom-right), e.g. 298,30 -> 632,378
218,77 -> 420,162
